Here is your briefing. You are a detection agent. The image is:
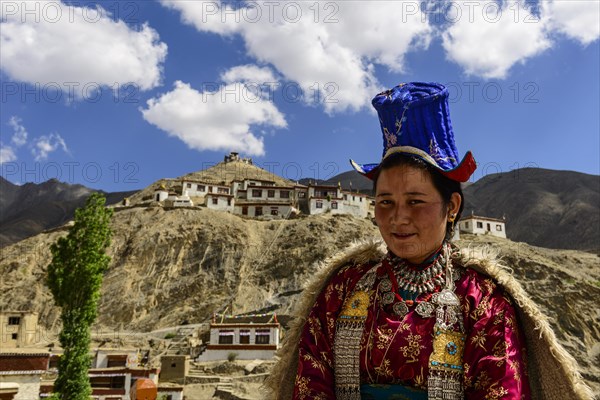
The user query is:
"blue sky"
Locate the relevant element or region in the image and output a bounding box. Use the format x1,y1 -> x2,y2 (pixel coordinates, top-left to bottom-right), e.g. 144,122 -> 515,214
1,0 -> 598,192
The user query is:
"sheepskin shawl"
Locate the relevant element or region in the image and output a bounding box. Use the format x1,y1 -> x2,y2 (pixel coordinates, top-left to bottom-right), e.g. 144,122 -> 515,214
264,239 -> 595,400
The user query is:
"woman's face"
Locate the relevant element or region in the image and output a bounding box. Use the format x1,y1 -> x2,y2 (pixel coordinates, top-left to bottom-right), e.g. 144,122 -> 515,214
374,164 -> 461,264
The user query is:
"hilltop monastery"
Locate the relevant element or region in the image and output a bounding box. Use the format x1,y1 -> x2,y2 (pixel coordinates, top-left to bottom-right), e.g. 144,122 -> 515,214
124,152 -> 373,220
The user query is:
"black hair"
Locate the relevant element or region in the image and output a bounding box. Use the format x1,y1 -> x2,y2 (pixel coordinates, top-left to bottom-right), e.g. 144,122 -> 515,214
372,153 -> 464,240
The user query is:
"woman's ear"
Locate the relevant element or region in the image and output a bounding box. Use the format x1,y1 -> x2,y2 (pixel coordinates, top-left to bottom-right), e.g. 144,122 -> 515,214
448,192 -> 462,220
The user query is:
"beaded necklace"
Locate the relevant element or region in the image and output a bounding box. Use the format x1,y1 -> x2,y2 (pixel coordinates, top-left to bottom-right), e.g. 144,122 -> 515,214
378,248 -> 447,318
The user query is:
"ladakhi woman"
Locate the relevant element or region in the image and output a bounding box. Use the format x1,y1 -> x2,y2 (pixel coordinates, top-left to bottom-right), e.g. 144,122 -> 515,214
265,82 -> 594,400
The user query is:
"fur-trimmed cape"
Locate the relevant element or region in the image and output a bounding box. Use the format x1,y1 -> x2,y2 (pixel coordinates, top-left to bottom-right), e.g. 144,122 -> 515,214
264,239 -> 595,400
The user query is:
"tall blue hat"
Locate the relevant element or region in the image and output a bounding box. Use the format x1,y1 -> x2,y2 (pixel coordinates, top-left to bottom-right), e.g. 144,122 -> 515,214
350,82 -> 476,182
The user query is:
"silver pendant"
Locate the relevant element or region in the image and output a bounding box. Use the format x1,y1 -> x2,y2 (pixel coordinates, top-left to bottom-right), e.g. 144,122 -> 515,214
415,301 -> 435,318
381,291 -> 395,305
379,278 -> 392,292
392,301 -> 409,317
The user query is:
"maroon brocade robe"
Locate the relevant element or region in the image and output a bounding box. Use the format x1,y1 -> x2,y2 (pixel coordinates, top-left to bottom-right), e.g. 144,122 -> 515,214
293,259 -> 531,399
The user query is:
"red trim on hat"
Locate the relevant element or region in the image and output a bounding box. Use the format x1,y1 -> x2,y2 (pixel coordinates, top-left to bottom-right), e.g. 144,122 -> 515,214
439,151 -> 477,183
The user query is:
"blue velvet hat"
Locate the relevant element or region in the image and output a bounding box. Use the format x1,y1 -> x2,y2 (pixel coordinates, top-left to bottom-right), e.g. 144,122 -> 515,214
350,82 -> 476,182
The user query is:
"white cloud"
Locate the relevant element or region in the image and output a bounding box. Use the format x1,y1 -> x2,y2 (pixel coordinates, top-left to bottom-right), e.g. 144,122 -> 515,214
541,0 -> 600,45
0,146 -> 17,164
441,1 -> 551,79
220,65 -> 278,85
32,133 -> 69,161
8,116 -> 28,147
160,0 -> 433,113
0,0 -> 167,95
141,79 -> 287,156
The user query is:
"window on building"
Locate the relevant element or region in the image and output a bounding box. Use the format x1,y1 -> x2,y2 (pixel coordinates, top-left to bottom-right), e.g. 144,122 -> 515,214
240,329 -> 250,344
227,198 -> 232,206
218,330 -> 234,344
171,363 -> 177,368
298,191 -> 306,198
218,187 -> 229,194
212,198 -> 218,205
49,356 -> 59,370
90,376 -> 125,389
316,201 -> 323,209
343,194 -> 347,200
267,190 -> 275,198
252,189 -> 263,198
496,224 -> 502,231
11,333 -> 18,340
107,355 -> 127,368
331,202 -> 338,209
255,207 -> 263,216
8,316 -> 20,325
476,222 -> 483,229
360,197 -> 362,202
255,329 -> 270,344
352,196 -> 356,201
271,208 -> 279,216
280,191 -> 290,198
465,222 -> 469,229
242,206 -> 248,215
187,183 -> 192,188
198,185 -> 206,192
487,223 -> 491,231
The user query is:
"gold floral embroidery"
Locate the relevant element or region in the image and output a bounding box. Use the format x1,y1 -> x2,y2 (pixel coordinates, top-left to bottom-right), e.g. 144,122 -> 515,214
482,278 -> 496,295
399,334 -> 425,363
474,371 -> 492,391
334,283 -> 345,301
307,316 -> 321,346
295,376 -> 310,399
302,352 -> 325,375
376,328 -> 394,350
493,310 -> 505,325
471,296 -> 491,320
508,359 -> 521,382
485,382 -> 509,400
463,363 -> 473,388
374,358 -> 393,378
325,312 -> 335,336
471,330 -> 487,350
505,314 -> 516,329
414,367 -> 426,389
491,339 -> 507,367
324,284 -> 334,302
320,351 -> 332,368
459,294 -> 470,315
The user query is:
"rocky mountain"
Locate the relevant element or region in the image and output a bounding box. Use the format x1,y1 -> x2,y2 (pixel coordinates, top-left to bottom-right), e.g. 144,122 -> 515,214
461,168 -> 600,253
0,177 -> 136,247
0,207 -> 599,392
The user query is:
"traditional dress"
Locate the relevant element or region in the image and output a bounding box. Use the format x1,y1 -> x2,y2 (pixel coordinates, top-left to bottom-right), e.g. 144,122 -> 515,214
265,240 -> 594,400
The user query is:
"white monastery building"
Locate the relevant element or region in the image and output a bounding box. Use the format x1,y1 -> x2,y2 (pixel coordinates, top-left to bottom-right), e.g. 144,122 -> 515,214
458,215 -> 507,238
197,320 -> 281,362
149,152 -> 373,220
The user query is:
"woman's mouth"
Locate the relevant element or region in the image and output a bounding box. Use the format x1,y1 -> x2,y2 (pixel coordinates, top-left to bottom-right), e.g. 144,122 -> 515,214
392,232 -> 416,240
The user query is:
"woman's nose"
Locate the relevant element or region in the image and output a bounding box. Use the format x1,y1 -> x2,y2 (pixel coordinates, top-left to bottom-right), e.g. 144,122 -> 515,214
390,204 -> 410,223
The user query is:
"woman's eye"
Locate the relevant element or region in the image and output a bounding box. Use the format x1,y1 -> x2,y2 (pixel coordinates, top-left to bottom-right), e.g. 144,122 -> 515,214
408,199 -> 424,205
378,200 -> 392,206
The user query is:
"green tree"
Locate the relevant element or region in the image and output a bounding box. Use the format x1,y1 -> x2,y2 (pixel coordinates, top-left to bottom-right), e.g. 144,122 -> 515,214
46,193 -> 113,400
